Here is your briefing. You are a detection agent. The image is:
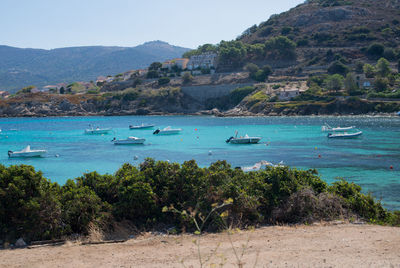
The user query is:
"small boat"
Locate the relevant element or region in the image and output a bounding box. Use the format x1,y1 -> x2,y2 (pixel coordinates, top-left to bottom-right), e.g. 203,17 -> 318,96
153,126 -> 182,135
241,160 -> 284,172
226,131 -> 262,144
85,126 -> 112,134
327,131 -> 363,138
129,123 -> 155,129
321,124 -> 356,132
112,136 -> 145,145
8,145 -> 47,158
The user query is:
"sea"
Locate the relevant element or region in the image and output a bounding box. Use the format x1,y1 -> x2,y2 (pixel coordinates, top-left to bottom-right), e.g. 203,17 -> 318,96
0,115 -> 399,210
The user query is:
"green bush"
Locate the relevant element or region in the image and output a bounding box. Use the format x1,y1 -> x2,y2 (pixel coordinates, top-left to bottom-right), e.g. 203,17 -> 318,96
158,77 -> 170,86
1,160 -> 399,243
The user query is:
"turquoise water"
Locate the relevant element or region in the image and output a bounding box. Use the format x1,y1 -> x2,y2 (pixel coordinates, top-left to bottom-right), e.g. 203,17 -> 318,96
0,115 -> 399,209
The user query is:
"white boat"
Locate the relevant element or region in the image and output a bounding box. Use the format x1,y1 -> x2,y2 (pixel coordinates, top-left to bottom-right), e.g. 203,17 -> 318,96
226,131 -> 262,144
85,126 -> 112,134
153,126 -> 182,135
8,145 -> 47,158
327,131 -> 363,138
241,160 -> 284,172
112,136 -> 145,145
321,124 -> 356,132
129,123 -> 155,129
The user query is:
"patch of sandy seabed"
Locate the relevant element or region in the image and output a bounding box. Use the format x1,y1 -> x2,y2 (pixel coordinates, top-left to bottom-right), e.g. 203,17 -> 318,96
1,223 -> 399,268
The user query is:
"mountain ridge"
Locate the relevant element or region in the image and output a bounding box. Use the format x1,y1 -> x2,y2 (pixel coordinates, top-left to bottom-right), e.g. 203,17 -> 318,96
0,41 -> 190,92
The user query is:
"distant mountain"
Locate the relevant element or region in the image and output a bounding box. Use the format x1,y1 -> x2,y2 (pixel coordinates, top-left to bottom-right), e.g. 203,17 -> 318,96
0,41 -> 190,92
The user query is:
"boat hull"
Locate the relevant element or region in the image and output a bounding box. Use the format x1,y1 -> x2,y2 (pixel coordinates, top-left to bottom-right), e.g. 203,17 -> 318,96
9,151 -> 46,158
229,137 -> 262,144
327,131 -> 362,138
114,139 -> 145,145
129,124 -> 155,129
85,128 -> 112,134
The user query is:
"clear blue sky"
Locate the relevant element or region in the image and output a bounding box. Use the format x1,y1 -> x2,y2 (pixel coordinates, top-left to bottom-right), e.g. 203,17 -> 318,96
1,0 -> 304,49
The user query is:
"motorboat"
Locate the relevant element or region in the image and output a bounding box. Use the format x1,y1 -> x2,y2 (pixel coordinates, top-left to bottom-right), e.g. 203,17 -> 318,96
129,123 -> 155,129
241,160 -> 284,172
226,131 -> 262,144
321,124 -> 356,132
85,126 -> 112,134
8,145 -> 47,158
327,131 -> 362,138
153,126 -> 182,135
112,136 -> 145,145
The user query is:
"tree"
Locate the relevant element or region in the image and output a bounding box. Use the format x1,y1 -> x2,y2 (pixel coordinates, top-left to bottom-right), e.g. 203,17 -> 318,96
149,62 -> 162,71
366,43 -> 384,58
182,72 -> 193,84
325,74 -> 344,91
375,58 -> 391,77
264,36 -> 296,60
355,61 -> 364,74
344,73 -> 358,93
363,64 -> 375,78
262,65 -> 273,77
374,77 -> 388,92
398,60 -> 400,73
158,77 -> 170,86
327,61 -> 349,75
146,70 -> 159,79
243,63 -> 259,74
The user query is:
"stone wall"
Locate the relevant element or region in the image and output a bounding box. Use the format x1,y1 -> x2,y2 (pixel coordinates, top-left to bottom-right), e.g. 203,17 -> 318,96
181,83 -> 253,102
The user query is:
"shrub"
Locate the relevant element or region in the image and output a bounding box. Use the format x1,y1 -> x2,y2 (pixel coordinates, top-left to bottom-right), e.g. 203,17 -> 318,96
264,36 -> 297,60
230,86 -> 257,105
367,43 -> 385,58
158,77 -> 170,86
328,61 -> 349,75
182,72 -> 193,84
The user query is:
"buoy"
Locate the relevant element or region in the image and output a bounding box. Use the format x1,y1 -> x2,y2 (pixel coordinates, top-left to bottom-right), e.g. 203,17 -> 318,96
315,147 -> 317,150
195,128 -> 197,131
318,154 -> 321,158
134,155 -> 139,160
390,165 -> 393,170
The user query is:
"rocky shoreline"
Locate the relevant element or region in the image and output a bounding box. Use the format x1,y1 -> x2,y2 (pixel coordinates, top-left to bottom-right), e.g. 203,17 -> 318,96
1,92 -> 399,118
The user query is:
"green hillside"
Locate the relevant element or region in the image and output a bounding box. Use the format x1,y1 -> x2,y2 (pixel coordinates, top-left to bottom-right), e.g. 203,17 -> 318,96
0,41 -> 190,92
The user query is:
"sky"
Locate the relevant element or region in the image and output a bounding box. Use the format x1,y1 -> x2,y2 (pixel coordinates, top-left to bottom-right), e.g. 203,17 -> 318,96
1,0 -> 304,50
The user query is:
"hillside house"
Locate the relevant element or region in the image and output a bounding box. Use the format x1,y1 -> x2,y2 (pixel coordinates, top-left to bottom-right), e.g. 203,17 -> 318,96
277,88 -> 301,101
355,74 -> 374,89
187,52 -> 218,70
162,58 -> 189,70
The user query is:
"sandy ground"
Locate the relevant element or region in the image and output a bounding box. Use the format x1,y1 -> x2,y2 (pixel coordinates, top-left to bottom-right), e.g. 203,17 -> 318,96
1,223 -> 400,268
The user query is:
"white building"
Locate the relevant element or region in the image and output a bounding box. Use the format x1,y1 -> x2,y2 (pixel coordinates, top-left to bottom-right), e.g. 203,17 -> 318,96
278,89 -> 301,101
187,52 -> 218,70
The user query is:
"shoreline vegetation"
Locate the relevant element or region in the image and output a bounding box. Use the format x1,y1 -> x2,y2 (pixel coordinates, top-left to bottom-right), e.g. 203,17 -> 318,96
1,159 -> 399,247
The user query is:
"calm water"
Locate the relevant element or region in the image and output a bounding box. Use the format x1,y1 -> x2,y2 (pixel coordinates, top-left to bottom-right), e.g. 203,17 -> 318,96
0,116 -> 399,209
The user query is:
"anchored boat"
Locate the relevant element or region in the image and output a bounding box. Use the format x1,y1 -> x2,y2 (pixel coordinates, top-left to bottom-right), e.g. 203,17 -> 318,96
112,136 -> 145,145
226,131 -> 262,144
129,123 -> 155,129
327,131 -> 363,138
153,126 -> 182,135
8,145 -> 47,158
321,124 -> 356,132
85,126 -> 112,134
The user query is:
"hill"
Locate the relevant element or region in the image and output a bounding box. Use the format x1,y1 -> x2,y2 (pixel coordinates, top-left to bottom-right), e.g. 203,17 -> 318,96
0,41 -> 190,92
185,0 -> 400,71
